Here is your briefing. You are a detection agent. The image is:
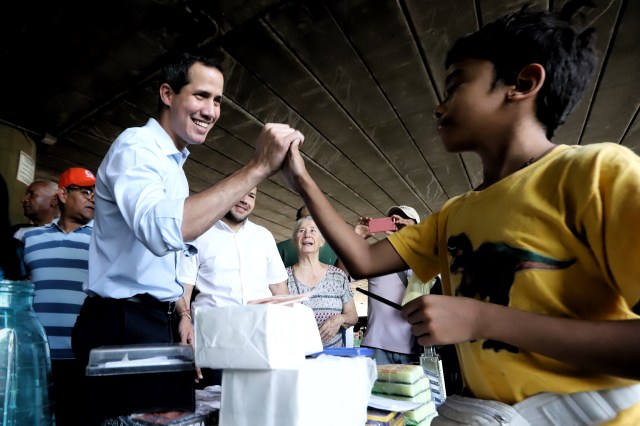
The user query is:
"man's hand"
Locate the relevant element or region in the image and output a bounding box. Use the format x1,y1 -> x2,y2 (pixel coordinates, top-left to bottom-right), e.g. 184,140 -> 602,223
177,315 -> 203,383
388,214 -> 412,231
355,217 -> 374,240
178,315 -> 194,346
269,280 -> 289,296
255,123 -> 304,177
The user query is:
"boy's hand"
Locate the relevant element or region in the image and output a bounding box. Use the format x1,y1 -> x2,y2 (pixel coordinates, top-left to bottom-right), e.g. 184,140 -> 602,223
401,294 -> 485,346
255,123 -> 304,177
282,139 -> 309,194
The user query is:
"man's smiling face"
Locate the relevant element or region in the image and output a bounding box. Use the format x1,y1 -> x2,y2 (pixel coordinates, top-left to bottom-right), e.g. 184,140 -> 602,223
224,187 -> 257,224
166,61 -> 224,151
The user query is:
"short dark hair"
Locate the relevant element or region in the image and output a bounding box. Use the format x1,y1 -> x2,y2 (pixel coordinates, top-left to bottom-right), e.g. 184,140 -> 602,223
157,50 -> 224,112
445,0 -> 597,139
296,205 -> 308,220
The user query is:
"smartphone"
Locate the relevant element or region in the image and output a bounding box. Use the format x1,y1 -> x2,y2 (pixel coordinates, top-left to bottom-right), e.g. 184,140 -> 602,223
368,217 -> 397,233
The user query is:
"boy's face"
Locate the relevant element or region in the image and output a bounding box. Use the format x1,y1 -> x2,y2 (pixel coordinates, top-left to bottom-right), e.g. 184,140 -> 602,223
164,61 -> 224,152
435,59 -> 511,152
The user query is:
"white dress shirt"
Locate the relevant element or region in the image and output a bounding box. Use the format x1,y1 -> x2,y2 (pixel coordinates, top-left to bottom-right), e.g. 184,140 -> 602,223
85,118 -> 194,301
178,219 -> 287,309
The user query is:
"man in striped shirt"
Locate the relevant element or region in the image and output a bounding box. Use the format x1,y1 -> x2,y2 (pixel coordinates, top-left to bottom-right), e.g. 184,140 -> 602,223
23,166 -> 96,425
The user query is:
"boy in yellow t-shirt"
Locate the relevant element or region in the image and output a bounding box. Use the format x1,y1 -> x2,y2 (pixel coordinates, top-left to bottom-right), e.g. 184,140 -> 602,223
281,1 -> 640,424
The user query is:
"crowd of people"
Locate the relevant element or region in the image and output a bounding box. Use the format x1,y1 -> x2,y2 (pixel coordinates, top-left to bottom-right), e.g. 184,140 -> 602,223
1,1 -> 639,424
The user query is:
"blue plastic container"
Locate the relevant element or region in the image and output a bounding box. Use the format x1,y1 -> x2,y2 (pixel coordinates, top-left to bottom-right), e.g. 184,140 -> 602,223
308,347 -> 375,358
0,280 -> 55,425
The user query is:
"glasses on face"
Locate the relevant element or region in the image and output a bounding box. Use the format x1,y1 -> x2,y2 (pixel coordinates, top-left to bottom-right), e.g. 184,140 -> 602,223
66,186 -> 95,200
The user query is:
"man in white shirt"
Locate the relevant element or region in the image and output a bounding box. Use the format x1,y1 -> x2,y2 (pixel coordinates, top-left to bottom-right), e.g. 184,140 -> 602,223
178,186 -> 288,310
178,186 -> 287,386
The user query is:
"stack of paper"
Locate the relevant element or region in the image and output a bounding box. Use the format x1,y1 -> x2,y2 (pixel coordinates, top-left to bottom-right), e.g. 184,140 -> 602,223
372,364 -> 437,425
194,303 -> 322,370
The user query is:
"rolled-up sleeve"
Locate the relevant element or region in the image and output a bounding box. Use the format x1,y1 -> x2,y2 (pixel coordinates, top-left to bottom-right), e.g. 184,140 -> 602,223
107,138 -> 190,257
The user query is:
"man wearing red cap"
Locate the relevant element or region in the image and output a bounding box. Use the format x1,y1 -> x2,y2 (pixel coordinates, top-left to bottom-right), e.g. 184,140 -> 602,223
22,166 -> 96,425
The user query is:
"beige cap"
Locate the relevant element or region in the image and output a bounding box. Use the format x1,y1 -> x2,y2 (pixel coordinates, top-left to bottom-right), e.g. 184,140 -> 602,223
386,205 -> 420,224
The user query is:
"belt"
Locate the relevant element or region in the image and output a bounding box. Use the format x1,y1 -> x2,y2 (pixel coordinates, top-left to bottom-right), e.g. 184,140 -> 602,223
121,293 -> 176,314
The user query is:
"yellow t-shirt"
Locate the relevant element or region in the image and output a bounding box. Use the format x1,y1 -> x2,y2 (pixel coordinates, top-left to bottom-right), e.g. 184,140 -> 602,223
388,143 -> 640,423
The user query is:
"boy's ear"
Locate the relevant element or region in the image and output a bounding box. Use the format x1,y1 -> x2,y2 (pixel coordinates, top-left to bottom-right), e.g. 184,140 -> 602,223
509,63 -> 545,100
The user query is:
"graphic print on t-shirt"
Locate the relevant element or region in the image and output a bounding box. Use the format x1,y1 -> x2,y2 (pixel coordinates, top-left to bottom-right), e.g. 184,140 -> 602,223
447,233 -> 575,353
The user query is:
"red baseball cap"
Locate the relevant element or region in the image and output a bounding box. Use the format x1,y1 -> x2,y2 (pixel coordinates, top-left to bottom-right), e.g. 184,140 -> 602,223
58,167 -> 96,188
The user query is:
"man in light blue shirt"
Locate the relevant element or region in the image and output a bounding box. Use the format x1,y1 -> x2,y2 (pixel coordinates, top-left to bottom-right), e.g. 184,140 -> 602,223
72,50 -> 305,367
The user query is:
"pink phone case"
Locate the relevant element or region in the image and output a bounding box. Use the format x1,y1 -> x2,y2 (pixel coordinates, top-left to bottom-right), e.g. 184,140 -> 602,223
368,217 -> 397,233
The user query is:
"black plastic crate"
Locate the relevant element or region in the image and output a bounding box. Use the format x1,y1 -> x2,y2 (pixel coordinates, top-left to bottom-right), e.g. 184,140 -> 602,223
86,343 -> 196,420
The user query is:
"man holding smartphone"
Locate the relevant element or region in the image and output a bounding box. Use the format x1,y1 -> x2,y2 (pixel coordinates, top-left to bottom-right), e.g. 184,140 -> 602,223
356,205 -> 421,364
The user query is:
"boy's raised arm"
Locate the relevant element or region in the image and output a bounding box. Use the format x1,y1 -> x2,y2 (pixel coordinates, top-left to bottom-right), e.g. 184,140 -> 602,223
282,141 -> 406,278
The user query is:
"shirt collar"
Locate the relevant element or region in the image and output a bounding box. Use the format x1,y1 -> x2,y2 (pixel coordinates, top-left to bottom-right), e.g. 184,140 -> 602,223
51,218 -> 94,232
215,218 -> 251,233
146,118 -> 191,164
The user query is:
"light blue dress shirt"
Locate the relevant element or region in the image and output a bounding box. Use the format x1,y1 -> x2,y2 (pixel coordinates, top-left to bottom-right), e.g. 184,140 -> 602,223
85,118 -> 194,301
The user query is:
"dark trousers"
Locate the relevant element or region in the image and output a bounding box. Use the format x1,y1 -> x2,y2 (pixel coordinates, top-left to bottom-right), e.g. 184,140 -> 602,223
71,295 -> 174,367
51,358 -> 89,426
71,295 -> 175,424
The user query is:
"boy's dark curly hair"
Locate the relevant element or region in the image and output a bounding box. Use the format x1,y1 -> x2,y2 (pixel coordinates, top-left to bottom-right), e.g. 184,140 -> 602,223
445,0 -> 597,139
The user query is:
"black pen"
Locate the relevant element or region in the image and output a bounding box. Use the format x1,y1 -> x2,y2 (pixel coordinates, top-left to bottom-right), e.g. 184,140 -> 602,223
356,287 -> 402,310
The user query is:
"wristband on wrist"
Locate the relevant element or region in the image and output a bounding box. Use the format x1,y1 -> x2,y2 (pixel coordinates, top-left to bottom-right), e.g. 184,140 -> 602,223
178,311 -> 192,321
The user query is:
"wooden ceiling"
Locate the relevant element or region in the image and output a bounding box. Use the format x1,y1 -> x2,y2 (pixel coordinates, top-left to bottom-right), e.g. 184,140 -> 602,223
2,0 -> 638,242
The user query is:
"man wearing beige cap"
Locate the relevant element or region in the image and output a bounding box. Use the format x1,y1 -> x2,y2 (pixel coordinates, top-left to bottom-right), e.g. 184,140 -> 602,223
22,166 -> 96,424
354,205 -> 421,365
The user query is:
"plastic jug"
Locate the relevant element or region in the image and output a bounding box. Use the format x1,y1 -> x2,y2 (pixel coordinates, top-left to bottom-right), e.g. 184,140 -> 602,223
0,280 -> 55,425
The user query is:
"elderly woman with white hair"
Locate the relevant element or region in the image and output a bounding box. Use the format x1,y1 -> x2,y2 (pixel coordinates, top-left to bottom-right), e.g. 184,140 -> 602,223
287,215 -> 358,348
